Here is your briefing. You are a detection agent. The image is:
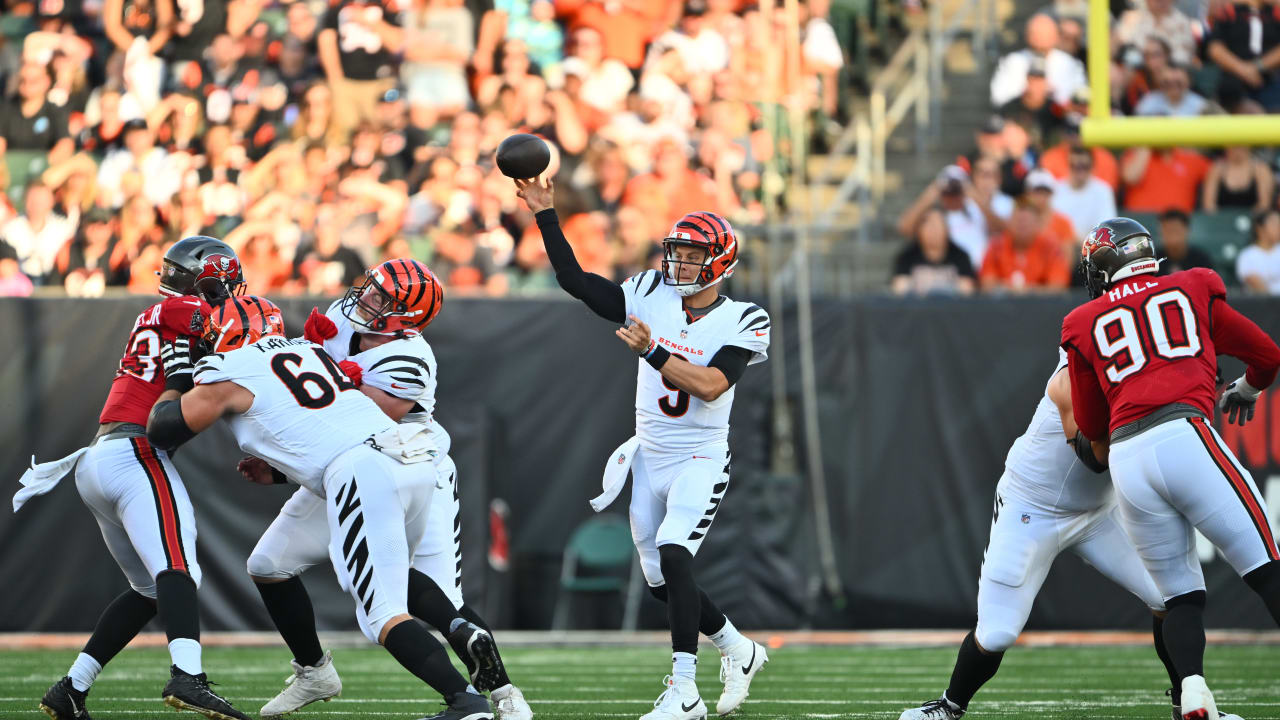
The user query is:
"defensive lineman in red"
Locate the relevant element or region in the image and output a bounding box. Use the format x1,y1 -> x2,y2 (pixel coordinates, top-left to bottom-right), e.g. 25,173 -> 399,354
1061,217 -> 1280,720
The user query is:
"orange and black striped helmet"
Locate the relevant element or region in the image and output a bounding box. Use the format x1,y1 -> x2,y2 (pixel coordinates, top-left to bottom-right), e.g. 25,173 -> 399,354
203,295 -> 286,352
339,259 -> 444,337
661,211 -> 738,297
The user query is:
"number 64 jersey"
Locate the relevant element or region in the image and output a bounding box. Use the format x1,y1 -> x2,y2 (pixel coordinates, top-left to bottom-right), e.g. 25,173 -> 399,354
623,270 -> 770,455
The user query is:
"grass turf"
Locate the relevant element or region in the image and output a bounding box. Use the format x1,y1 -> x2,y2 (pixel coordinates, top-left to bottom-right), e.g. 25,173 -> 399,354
0,643 -> 1276,719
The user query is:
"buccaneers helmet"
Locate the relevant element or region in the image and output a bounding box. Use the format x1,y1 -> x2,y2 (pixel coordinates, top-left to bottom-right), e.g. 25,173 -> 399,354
339,259 -> 444,337
203,295 -> 286,352
159,235 -> 246,304
662,211 -> 738,296
1080,217 -> 1159,299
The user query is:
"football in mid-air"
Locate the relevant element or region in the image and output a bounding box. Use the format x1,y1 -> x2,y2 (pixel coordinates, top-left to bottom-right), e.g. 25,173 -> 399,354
496,133 -> 550,179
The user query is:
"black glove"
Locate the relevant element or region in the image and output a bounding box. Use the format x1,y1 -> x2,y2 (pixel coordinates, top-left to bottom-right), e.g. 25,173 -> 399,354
1219,376 -> 1261,427
161,337 -> 196,393
1068,430 -> 1107,473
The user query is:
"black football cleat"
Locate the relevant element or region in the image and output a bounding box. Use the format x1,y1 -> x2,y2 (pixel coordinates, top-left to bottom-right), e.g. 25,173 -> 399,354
447,621 -> 505,692
417,691 -> 494,720
161,666 -> 249,720
40,677 -> 92,720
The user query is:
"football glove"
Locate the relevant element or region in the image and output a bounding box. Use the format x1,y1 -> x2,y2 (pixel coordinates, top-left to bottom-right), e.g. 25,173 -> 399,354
161,337 -> 196,392
1219,376 -> 1262,427
338,359 -> 363,386
1068,430 -> 1107,473
304,307 -> 338,344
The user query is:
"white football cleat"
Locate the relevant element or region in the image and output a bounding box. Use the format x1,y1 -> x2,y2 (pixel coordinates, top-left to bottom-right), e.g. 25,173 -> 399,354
260,650 -> 342,718
898,696 -> 965,720
640,676 -> 706,720
491,684 -> 532,720
716,641 -> 768,715
1179,675 -> 1219,720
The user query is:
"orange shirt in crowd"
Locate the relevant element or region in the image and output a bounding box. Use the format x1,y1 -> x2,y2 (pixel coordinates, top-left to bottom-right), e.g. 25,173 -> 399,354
1041,210 -> 1078,249
555,0 -> 666,69
1041,144 -> 1119,190
1121,148 -> 1210,214
622,169 -> 718,238
979,232 -> 1071,290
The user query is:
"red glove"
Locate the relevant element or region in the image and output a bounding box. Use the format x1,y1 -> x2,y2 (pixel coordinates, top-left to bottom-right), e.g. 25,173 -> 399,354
160,295 -> 215,337
304,307 -> 338,344
237,456 -> 275,485
339,359 -> 363,386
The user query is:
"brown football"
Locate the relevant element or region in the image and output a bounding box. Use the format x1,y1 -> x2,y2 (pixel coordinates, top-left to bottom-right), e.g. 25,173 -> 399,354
496,133 -> 551,179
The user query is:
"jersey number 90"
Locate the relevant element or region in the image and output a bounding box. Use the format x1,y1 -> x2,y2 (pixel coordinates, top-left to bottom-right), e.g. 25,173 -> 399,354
1092,290 -> 1202,384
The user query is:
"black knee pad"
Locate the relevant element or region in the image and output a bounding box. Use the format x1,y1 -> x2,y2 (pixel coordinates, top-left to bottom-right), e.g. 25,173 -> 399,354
1164,590 -> 1207,611
648,584 -> 669,603
1245,560 -> 1280,595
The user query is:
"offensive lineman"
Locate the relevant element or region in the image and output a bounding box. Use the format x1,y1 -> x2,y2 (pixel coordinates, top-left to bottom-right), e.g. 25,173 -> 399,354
1062,217 -> 1280,720
16,236 -> 250,720
518,178 -> 769,720
145,295 -> 494,720
242,260 -> 531,720
898,349 -> 1229,720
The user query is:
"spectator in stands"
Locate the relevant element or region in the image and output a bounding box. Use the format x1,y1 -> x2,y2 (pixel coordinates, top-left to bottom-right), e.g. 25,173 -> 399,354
891,207 -> 976,296
53,206 -> 129,295
401,0 -> 474,117
562,26 -> 634,117
1134,64 -> 1208,116
990,13 -> 1087,107
1237,208 -> 1280,293
1039,118 -> 1119,191
97,118 -> 185,208
970,156 -> 1013,224
0,240 -> 33,296
103,0 -> 173,109
1120,145 -> 1210,213
612,204 -> 659,280
554,0 -> 662,72
622,137 -> 721,238
5,178 -> 76,285
1156,209 -> 1215,275
1114,0 -> 1198,67
0,60 -> 73,163
980,199 -> 1071,293
504,222 -> 558,293
1024,169 -> 1078,255
1202,145 -> 1274,213
293,203 -> 367,293
999,57 -> 1061,146
1206,0 -> 1280,111
1119,36 -> 1173,115
898,164 -> 992,271
318,0 -> 404,137
1051,145 -> 1117,239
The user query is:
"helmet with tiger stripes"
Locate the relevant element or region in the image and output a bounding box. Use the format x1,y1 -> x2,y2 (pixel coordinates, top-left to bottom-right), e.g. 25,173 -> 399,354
339,259 -> 444,337
661,211 -> 738,297
203,295 -> 286,352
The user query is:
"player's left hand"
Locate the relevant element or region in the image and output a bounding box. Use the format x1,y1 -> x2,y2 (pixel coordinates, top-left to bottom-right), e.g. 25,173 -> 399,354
304,307 -> 338,344
338,359 -> 363,386
1219,376 -> 1262,426
615,315 -> 652,354
237,456 -> 275,485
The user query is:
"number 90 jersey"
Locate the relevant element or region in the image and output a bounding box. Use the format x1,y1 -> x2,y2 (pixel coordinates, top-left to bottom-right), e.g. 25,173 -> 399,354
623,270 -> 770,454
193,336 -> 398,495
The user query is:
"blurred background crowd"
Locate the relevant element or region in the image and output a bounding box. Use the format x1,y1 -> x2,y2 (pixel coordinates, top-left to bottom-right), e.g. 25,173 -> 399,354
892,0 -> 1280,298
0,0 -> 849,297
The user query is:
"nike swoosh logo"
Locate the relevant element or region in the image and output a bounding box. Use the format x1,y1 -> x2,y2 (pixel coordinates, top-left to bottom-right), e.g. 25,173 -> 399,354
755,330 -> 767,336
681,700 -> 699,712
391,383 -> 407,390
742,644 -> 756,675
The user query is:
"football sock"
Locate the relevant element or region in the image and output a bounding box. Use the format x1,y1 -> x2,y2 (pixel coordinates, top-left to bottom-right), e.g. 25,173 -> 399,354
707,616 -> 746,653
1152,615 -> 1181,704
672,652 -> 698,683
658,545 -> 700,656
460,604 -> 513,688
168,639 -> 202,676
68,654 -> 102,693
382,621 -> 472,702
408,569 -> 463,634
648,583 -> 733,638
255,576 -> 324,667
155,571 -> 201,674
81,588 -> 156,676
1244,560 -> 1280,626
944,630 -> 1004,710
1162,591 -> 1207,680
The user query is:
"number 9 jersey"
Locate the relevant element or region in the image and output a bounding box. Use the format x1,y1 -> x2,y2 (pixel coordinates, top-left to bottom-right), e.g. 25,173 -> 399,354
623,269 -> 770,454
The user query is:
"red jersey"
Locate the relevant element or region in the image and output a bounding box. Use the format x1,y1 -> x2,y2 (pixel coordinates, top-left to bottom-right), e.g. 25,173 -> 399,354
99,297 -> 209,425
1061,268 -> 1280,441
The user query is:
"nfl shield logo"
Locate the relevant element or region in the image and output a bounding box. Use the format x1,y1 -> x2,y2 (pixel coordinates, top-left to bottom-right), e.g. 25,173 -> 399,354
680,329 -> 688,338
617,454 -> 626,464
1021,513 -> 1031,524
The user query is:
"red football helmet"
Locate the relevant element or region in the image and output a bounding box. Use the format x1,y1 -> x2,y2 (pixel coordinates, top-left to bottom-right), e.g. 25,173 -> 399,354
661,211 -> 738,296
203,295 -> 286,352
340,259 -> 444,337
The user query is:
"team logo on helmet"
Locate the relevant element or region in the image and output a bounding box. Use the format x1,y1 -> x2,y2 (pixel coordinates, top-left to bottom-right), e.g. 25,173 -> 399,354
1082,226 -> 1115,258
199,254 -> 240,283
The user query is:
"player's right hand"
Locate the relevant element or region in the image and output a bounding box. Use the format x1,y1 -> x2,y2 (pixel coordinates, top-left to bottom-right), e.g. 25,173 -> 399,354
515,177 -> 554,213
304,307 -> 338,344
237,456 -> 276,485
1219,376 -> 1262,426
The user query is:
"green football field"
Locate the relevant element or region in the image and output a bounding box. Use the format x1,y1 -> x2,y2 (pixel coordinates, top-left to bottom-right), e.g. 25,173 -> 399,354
0,643 -> 1275,720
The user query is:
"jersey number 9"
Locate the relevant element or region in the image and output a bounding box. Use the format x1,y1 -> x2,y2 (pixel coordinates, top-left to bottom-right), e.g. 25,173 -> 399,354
658,352 -> 690,417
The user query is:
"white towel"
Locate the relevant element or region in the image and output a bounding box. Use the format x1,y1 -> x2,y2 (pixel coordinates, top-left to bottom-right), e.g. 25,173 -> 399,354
590,436 -> 640,512
13,447 -> 89,512
366,423 -> 438,465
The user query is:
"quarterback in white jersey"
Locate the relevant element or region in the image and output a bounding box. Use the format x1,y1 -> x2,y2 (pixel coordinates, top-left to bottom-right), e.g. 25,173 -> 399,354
520,177 -> 769,720
900,350 -> 1224,720
145,295 -> 494,720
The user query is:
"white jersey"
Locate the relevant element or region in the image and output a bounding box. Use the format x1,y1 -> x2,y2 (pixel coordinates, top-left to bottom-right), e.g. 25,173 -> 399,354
622,269 -> 770,455
321,300 -> 451,456
193,336 -> 397,495
1001,349 -> 1112,513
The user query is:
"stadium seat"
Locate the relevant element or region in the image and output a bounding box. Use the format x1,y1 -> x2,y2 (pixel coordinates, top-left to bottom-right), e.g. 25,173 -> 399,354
4,151 -> 50,207
552,515 -> 643,631
1190,210 -> 1252,286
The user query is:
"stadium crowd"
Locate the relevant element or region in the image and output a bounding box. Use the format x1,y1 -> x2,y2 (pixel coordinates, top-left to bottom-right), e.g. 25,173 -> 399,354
892,0 -> 1280,298
0,0 -> 846,297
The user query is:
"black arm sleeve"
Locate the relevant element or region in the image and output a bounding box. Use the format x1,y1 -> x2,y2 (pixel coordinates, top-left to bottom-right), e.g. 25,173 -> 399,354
707,345 -> 753,387
536,209 -> 627,323
146,400 -> 197,453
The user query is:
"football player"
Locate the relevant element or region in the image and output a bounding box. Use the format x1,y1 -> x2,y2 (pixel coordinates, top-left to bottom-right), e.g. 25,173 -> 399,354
145,295 -> 494,720
15,236 -> 251,720
1062,217 -> 1280,720
517,178 -> 769,720
898,349 -> 1242,720
243,260 -> 531,720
